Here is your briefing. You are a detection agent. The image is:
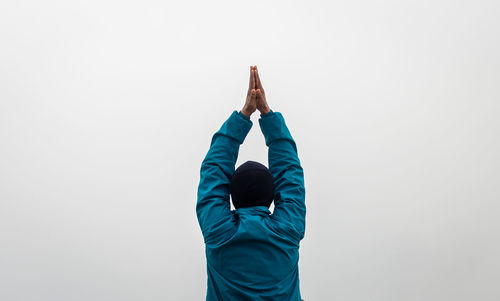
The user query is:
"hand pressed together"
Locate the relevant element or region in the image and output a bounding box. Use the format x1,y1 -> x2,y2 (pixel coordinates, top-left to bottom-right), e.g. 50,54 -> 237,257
241,65 -> 271,117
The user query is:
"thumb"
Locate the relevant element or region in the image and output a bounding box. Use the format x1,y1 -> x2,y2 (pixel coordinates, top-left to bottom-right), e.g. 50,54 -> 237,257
251,89 -> 258,102
256,89 -> 263,101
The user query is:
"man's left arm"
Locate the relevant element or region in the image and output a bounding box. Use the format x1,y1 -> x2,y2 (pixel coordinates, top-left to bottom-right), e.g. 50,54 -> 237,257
196,110 -> 253,238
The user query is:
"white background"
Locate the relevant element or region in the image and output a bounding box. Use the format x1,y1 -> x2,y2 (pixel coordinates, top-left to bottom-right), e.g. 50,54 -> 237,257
1,0 -> 499,300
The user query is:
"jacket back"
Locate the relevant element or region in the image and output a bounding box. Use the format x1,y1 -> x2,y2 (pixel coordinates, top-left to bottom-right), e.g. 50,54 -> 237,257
197,110 -> 306,300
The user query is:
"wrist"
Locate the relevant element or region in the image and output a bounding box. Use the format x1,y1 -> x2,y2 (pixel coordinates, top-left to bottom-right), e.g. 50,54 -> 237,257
240,109 -> 252,118
259,106 -> 271,115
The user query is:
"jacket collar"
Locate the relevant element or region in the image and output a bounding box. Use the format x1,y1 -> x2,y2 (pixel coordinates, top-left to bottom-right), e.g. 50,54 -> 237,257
234,206 -> 271,216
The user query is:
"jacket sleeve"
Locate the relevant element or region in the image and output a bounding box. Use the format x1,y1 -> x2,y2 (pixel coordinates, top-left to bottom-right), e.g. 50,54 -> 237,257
259,110 -> 306,240
196,110 -> 253,238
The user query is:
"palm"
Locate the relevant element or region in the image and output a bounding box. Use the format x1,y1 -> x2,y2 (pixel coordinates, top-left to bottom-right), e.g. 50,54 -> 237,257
242,65 -> 270,117
253,66 -> 269,113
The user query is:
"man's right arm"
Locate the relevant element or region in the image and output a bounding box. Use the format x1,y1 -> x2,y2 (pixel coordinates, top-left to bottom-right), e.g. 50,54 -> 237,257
259,109 -> 306,241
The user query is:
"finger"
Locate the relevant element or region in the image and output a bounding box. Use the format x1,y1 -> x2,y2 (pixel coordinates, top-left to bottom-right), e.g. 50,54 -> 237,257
252,66 -> 257,89
248,66 -> 254,90
249,67 -> 257,90
255,66 -> 264,91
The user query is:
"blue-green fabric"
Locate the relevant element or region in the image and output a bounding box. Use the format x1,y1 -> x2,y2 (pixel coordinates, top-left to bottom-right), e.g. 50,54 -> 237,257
196,109 -> 306,300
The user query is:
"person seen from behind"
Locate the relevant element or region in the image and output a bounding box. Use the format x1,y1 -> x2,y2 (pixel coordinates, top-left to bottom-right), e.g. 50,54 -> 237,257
196,65 -> 306,300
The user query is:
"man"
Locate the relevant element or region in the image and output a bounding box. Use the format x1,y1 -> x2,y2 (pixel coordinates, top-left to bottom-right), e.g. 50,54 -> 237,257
196,65 -> 306,300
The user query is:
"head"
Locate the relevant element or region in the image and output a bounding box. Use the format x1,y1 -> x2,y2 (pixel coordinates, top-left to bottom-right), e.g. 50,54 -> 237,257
230,160 -> 275,209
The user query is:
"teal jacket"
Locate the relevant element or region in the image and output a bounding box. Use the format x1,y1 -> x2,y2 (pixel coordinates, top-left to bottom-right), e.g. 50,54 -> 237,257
196,109 -> 306,300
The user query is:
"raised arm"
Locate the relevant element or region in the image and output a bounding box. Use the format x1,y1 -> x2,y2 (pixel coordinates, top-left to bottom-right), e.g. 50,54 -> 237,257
259,111 -> 306,240
196,110 -> 252,238
254,66 -> 306,241
196,66 -> 258,239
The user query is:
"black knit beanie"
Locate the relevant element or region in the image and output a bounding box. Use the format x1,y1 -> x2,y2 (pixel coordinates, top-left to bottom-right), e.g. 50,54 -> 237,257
230,160 -> 275,209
